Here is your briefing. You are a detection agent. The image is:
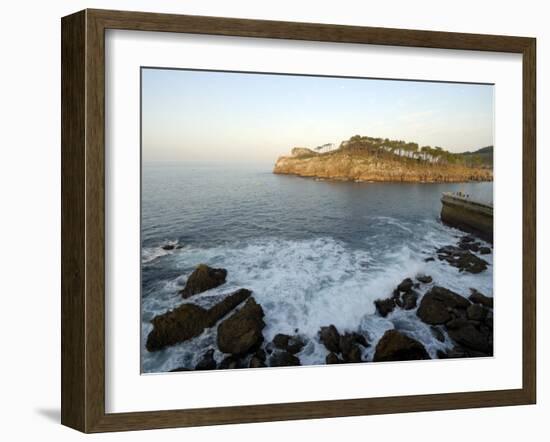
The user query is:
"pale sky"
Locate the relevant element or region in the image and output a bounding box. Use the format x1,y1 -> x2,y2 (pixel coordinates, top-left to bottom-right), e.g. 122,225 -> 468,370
142,68 -> 494,162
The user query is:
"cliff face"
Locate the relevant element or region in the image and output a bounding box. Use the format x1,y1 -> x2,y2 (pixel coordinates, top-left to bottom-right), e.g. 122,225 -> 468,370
273,147 -> 493,183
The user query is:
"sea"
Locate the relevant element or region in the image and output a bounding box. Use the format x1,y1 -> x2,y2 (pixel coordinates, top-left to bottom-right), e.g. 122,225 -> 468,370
141,161 -> 493,373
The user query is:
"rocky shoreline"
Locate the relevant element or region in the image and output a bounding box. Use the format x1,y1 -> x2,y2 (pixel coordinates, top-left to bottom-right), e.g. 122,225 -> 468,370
145,234 -> 493,371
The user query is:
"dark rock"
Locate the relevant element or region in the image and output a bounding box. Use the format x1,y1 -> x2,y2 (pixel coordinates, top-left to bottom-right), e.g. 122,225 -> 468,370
401,290 -> 419,310
445,318 -> 492,353
375,298 -> 396,317
462,235 -> 476,243
373,330 -> 430,362
478,247 -> 491,255
467,303 -> 488,321
436,350 -> 448,359
444,345 -> 491,359
326,352 -> 342,364
397,278 -> 414,292
424,257 -> 435,262
272,333 -> 305,354
162,244 -> 175,251
416,274 -> 433,284
249,356 -> 267,368
319,325 -> 341,353
180,264 -> 227,298
218,355 -> 242,370
416,286 -> 471,325
217,298 -> 265,355
255,348 -> 267,362
146,289 -> 251,351
437,246 -> 488,273
339,333 -> 363,362
430,326 -> 445,343
169,367 -> 191,372
195,349 -> 217,370
459,240 -> 480,252
351,332 -> 369,348
484,310 -> 494,329
269,351 -> 301,367
469,289 -> 493,309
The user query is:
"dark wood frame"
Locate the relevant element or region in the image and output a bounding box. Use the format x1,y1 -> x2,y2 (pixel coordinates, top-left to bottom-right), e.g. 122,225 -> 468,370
61,8 -> 536,433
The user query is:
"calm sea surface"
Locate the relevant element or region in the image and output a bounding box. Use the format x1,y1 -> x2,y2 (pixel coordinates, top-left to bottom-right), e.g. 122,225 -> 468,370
141,162 -> 493,373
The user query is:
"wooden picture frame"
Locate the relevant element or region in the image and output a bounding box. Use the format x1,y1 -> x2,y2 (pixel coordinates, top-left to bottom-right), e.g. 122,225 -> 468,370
61,8 -> 536,433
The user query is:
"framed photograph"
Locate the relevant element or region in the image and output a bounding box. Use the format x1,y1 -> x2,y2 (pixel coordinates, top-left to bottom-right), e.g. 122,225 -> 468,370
61,9 -> 536,433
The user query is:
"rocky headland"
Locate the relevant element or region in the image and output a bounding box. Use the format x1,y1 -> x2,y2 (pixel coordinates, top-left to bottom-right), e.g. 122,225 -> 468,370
273,136 -> 493,183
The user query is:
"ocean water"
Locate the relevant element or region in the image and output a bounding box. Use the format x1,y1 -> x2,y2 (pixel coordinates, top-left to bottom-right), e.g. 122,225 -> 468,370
141,162 -> 493,373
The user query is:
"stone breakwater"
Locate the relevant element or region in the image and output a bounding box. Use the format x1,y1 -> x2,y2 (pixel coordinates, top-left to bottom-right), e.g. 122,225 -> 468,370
273,148 -> 493,183
145,234 -> 493,371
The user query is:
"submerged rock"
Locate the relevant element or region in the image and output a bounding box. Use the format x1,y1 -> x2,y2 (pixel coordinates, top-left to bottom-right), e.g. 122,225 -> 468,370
416,286 -> 471,325
217,298 -> 265,355
146,288 -> 251,351
195,349 -> 217,371
180,264 -> 228,298
437,245 -> 488,273
319,325 -> 341,353
373,330 -> 430,362
269,351 -> 301,367
374,298 -> 396,317
162,244 -> 176,251
416,274 -> 433,284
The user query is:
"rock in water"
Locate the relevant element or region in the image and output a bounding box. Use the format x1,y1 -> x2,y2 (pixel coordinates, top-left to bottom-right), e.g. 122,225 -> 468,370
272,333 -> 305,354
416,274 -> 433,284
326,352 -> 342,364
146,288 -> 251,351
217,298 -> 265,355
436,245 -> 488,273
269,351 -> 301,367
195,349 -> 217,370
468,288 -> 494,309
397,278 -> 414,292
319,325 -> 341,353
401,290 -> 419,310
445,318 -> 492,354
467,303 -> 488,321
180,264 -> 227,298
416,286 -> 471,325
374,298 -> 396,317
373,330 -> 430,362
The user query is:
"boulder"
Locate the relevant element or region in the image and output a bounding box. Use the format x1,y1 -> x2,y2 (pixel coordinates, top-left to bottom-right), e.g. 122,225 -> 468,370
146,288 -> 251,351
374,298 -> 396,317
430,326 -> 445,343
469,289 -> 493,309
180,264 -> 227,298
249,356 -> 267,368
416,274 -> 433,284
339,333 -> 364,363
401,290 -> 419,310
437,246 -> 488,274
326,352 -> 342,364
269,351 -> 301,367
416,286 -> 471,325
218,355 -> 242,370
272,333 -> 305,354
467,303 -> 488,321
445,318 -> 492,354
319,325 -> 341,353
373,330 -> 430,362
397,278 -> 414,292
479,247 -> 491,255
217,298 -> 265,355
195,349 -> 217,370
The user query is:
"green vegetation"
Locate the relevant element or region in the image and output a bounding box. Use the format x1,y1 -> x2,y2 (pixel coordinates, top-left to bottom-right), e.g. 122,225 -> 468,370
338,135 -> 492,168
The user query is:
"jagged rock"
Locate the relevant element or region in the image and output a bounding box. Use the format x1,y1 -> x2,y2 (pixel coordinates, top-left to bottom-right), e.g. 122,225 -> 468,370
272,333 -> 305,354
437,245 -> 488,273
180,264 -> 227,298
373,330 -> 430,362
326,352 -> 342,364
319,325 -> 341,353
195,349 -> 217,370
469,289 -> 493,309
375,298 -> 396,317
162,244 -> 175,250
269,351 -> 301,367
416,286 -> 470,325
467,303 -> 488,321
478,247 -> 491,255
401,290 -> 419,310
217,298 -> 265,355
416,274 -> 433,284
397,278 -> 414,292
249,356 -> 267,368
146,289 -> 251,351
430,326 -> 445,343
445,318 -> 492,354
339,333 -> 364,363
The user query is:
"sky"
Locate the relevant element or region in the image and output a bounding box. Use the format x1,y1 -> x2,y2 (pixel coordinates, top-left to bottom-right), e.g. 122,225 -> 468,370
142,68 -> 494,163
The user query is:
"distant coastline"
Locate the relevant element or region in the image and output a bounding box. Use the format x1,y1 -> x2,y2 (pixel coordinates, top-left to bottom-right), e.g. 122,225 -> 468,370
273,135 -> 493,183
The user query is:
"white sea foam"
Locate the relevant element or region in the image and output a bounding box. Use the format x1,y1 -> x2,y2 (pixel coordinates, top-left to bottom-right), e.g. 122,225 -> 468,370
140,219 -> 493,373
